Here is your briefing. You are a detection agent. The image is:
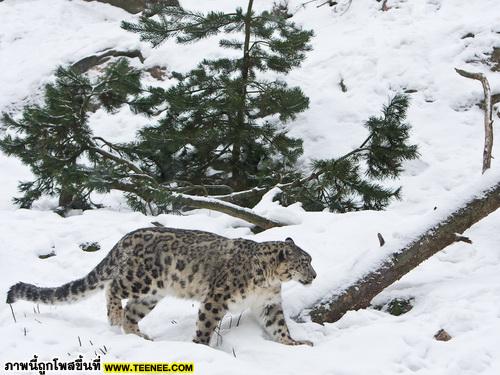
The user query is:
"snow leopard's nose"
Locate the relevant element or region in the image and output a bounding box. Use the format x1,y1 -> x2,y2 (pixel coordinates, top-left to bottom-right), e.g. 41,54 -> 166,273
301,267 -> 316,284
309,264 -> 317,280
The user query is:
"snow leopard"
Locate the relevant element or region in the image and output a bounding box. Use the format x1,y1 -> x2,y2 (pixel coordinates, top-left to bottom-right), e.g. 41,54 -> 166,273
6,227 -> 316,346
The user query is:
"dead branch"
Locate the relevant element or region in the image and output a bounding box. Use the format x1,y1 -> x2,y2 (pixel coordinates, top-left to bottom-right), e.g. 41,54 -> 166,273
455,68 -> 494,173
213,186 -> 268,203
108,181 -> 284,229
174,194 -> 284,230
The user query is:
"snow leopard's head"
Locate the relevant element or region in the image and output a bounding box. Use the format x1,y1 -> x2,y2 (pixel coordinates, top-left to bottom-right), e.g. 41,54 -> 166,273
275,238 -> 316,285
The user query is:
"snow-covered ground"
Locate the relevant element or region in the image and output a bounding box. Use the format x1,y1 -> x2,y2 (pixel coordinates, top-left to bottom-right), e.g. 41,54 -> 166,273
0,0 -> 499,374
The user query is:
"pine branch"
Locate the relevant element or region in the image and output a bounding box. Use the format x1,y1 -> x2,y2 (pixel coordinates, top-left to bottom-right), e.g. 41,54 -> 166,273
89,146 -> 154,179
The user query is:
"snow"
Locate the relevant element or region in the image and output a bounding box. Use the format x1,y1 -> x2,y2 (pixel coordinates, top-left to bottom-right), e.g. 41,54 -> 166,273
1,0 -> 500,374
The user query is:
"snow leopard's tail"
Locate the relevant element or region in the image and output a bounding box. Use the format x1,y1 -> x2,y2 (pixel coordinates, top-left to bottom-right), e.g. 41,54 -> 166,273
6,253 -> 115,305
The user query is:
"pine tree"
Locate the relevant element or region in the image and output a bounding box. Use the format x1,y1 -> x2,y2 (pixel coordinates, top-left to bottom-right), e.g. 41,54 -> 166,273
1,2 -> 419,222
0,59 -> 141,210
122,1 -> 313,192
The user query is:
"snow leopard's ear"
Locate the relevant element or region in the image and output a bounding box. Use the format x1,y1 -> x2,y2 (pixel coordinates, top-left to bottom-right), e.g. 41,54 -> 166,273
278,238 -> 294,262
278,248 -> 287,262
278,244 -> 293,262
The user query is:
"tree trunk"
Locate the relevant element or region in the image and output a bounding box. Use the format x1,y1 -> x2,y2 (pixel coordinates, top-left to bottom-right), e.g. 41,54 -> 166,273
308,180 -> 500,324
58,189 -> 74,208
231,0 -> 254,190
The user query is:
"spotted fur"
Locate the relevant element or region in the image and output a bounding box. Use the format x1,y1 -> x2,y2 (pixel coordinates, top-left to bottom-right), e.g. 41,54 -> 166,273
6,227 -> 316,346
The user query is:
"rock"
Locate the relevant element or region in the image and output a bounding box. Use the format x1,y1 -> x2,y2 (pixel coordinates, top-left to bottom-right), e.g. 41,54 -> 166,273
80,241 -> 101,252
147,65 -> 169,81
434,329 -> 452,341
373,297 -> 414,316
385,298 -> 414,316
461,32 -> 475,39
339,78 -> 347,93
71,49 -> 145,74
38,250 -> 56,259
83,0 -> 179,14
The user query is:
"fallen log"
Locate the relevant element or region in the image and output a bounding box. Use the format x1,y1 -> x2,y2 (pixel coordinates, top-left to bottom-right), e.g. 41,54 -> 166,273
308,180 -> 500,324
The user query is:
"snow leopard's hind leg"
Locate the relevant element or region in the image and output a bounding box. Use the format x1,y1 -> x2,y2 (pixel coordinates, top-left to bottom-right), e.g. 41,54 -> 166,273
122,295 -> 160,340
106,280 -> 123,326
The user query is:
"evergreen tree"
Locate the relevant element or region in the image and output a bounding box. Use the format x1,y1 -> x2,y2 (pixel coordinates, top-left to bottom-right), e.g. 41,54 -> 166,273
1,1 -> 419,220
0,59 -> 141,210
122,0 -> 313,191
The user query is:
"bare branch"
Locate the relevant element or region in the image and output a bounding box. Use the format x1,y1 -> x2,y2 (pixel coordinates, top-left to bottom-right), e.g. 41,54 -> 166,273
455,68 -> 494,173
89,146 -> 156,183
174,193 -> 283,230
213,186 -> 268,203
108,181 -> 284,229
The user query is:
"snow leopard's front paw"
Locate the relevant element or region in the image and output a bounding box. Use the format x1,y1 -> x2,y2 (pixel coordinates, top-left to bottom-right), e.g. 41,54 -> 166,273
288,339 -> 314,346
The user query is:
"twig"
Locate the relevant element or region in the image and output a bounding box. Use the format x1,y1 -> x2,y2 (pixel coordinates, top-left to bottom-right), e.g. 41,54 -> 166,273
377,233 -> 385,247
300,0 -> 320,7
333,0 -> 352,15
151,221 -> 165,227
339,78 -> 347,93
455,234 -> 472,244
9,304 -> 17,323
236,312 -> 243,327
316,0 -> 336,8
215,320 -> 223,346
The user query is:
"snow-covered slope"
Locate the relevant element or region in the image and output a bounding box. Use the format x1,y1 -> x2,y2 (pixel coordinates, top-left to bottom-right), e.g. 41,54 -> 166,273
0,0 -> 499,374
